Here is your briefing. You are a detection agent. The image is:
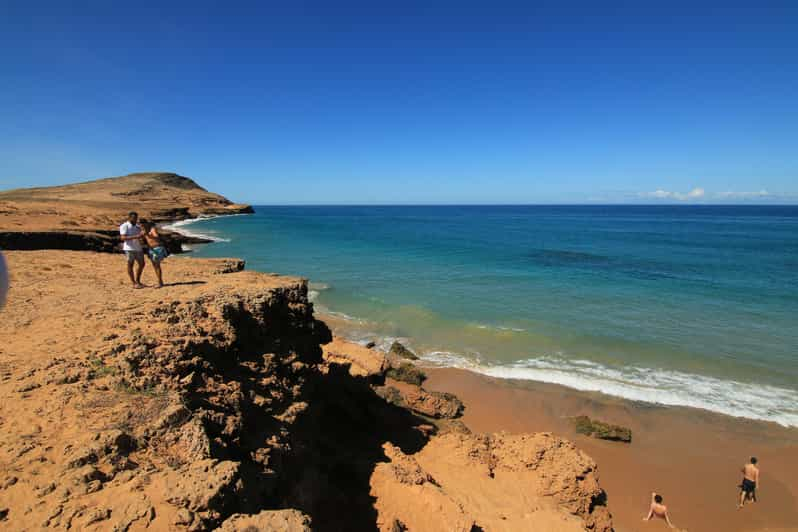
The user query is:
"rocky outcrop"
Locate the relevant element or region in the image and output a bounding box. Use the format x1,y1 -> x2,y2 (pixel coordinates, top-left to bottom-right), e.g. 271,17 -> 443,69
165,459 -> 243,528
388,341 -> 418,361
386,362 -> 427,385
574,416 -> 632,443
218,509 -> 311,531
375,384 -> 464,419
0,230 -> 120,252
323,338 -> 387,380
0,172 -> 252,252
371,432 -> 613,532
0,251 -> 614,532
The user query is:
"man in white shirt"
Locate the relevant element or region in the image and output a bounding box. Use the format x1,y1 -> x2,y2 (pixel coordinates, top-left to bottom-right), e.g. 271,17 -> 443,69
120,211 -> 145,288
0,249 -> 7,309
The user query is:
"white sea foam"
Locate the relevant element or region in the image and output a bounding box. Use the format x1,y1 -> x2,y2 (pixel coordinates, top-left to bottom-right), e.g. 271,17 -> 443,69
316,307 -> 367,325
315,309 -> 798,427
319,311 -> 798,427
307,283 -> 331,303
162,214 -> 245,243
472,322 -> 525,333
418,352 -> 798,427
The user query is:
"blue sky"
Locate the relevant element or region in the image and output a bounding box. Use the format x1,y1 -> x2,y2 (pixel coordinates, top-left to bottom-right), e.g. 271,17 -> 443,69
1,1 -> 796,204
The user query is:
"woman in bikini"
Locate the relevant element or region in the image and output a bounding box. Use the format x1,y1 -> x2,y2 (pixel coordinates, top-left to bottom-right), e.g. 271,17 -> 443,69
141,221 -> 168,288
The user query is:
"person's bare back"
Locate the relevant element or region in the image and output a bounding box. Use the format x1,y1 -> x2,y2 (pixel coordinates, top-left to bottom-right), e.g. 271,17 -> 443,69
644,492 -> 675,528
739,457 -> 760,508
743,462 -> 759,483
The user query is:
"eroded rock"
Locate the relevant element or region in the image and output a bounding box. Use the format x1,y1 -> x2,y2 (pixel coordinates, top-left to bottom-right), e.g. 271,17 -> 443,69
375,385 -> 464,419
323,338 -> 387,379
388,341 -> 418,361
385,363 -> 426,386
166,459 -> 242,526
218,509 -> 312,531
371,432 -> 613,532
573,415 -> 632,443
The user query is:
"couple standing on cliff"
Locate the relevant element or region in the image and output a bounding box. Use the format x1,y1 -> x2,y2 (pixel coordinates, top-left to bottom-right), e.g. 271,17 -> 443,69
120,211 -> 168,288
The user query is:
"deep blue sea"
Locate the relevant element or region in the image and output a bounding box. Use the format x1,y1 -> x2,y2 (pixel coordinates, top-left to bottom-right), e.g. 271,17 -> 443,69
170,206 -> 798,426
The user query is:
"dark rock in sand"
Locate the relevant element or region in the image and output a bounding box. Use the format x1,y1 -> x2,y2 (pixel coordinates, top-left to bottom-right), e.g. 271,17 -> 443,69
573,415 -> 632,443
375,385 -> 464,419
386,363 -> 426,386
389,341 -> 418,360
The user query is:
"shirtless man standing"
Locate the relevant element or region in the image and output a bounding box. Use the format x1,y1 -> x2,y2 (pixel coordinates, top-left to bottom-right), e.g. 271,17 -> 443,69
643,492 -> 675,528
738,456 -> 760,509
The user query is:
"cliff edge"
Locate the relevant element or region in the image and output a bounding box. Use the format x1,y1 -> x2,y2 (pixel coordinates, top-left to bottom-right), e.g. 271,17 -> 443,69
0,251 -> 612,531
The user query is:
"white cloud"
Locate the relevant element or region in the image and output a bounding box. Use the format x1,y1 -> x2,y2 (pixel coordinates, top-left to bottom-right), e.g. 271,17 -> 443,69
640,187 -> 705,201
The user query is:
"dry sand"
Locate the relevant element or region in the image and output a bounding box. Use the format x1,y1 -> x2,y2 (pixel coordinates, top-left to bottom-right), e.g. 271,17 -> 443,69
424,367 -> 798,532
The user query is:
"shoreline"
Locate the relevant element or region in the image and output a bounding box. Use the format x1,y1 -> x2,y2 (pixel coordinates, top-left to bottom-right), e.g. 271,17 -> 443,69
318,310 -> 798,429
161,212 -> 253,244
423,366 -> 798,532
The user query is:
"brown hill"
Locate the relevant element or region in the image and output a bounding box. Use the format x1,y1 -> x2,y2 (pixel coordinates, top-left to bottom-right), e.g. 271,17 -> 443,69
0,172 -> 253,252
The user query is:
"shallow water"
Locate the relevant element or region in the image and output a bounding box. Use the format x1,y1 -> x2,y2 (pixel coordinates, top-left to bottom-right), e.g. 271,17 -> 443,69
174,205 -> 798,426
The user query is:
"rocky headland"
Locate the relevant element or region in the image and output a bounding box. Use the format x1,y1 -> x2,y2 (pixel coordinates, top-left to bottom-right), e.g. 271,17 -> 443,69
0,250 -> 613,531
0,172 -> 253,253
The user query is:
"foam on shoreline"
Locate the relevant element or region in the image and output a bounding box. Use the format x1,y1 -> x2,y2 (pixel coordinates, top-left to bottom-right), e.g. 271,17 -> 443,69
317,305 -> 798,427
162,214 -> 248,242
421,350 -> 798,428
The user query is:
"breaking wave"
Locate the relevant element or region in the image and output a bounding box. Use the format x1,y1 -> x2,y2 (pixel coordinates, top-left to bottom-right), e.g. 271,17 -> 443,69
421,351 -> 798,427
162,215 -> 245,242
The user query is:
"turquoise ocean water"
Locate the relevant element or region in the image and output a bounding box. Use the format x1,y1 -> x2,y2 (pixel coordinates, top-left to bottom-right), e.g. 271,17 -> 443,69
169,206 -> 798,426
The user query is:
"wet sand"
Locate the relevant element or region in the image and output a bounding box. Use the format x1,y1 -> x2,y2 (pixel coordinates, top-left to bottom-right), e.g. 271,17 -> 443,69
424,367 -> 798,532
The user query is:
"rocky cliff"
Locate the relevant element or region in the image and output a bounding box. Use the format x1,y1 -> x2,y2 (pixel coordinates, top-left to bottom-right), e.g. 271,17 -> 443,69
0,172 -> 253,253
0,251 -> 612,531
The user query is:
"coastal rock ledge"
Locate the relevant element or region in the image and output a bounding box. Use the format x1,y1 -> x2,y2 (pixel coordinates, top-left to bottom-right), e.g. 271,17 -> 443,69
0,172 -> 254,253
0,250 -> 613,531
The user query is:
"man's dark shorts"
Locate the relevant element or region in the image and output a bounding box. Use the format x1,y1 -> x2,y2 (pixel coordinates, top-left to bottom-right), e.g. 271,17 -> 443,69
125,250 -> 145,264
741,478 -> 756,494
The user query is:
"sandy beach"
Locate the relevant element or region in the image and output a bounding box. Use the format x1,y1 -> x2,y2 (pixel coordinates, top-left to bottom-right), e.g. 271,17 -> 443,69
424,367 -> 798,531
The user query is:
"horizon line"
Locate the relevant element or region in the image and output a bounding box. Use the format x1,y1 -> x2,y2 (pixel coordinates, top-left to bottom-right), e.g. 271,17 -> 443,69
240,202 -> 798,207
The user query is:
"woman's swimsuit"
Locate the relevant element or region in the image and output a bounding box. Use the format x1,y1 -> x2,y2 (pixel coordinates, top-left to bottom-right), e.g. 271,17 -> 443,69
149,246 -> 168,263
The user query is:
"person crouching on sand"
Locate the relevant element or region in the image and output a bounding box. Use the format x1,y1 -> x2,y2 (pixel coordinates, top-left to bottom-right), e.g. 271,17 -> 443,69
644,492 -> 675,528
141,220 -> 168,288
738,456 -> 760,509
120,211 -> 145,288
